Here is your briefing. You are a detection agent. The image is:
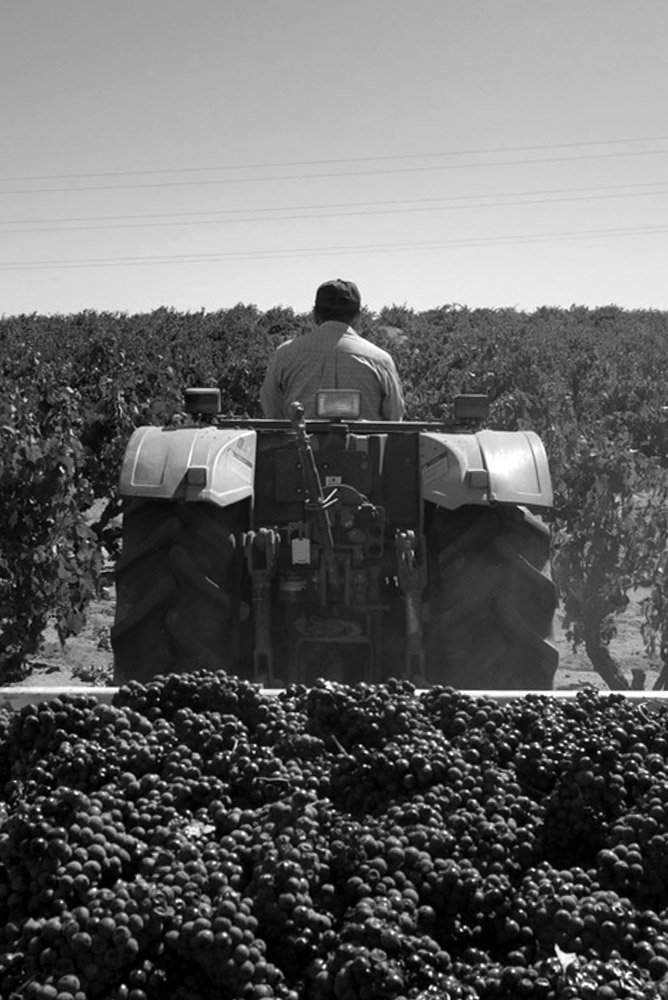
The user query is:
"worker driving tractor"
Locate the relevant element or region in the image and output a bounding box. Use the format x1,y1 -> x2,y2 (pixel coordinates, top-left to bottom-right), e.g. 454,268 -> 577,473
113,275 -> 557,690
260,279 -> 405,421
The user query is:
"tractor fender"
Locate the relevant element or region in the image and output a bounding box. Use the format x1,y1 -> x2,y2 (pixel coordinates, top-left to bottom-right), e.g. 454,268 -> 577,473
118,426 -> 257,507
420,429 -> 553,509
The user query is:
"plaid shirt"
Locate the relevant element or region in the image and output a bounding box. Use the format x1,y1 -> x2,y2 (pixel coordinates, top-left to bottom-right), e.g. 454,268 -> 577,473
260,321 -> 405,420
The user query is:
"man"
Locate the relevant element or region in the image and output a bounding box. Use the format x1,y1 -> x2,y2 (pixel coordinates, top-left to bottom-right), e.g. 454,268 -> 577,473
260,279 -> 405,420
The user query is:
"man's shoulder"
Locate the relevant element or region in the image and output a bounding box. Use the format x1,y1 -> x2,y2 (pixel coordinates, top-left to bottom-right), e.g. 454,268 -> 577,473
271,335 -> 305,360
344,332 -> 396,364
276,327 -> 321,349
274,336 -> 298,351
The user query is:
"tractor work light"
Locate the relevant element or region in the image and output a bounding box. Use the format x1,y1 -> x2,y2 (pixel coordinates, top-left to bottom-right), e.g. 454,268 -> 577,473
184,388 -> 221,416
453,394 -> 490,421
315,389 -> 362,420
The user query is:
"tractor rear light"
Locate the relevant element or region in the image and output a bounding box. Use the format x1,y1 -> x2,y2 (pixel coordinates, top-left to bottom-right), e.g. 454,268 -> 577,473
315,389 -> 362,420
186,466 -> 207,486
467,470 -> 489,489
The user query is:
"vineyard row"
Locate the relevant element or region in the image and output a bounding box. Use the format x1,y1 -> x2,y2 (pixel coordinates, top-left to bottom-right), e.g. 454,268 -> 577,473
2,303 -> 668,685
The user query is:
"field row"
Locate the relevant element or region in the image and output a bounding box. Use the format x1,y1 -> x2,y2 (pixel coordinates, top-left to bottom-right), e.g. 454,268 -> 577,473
2,304 -> 668,686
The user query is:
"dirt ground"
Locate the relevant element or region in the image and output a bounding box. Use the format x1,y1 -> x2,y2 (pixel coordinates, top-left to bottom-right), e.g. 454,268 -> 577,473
16,587 -> 662,692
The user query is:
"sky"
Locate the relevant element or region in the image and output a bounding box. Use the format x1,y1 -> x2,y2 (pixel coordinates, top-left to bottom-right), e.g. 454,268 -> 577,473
2,0 -> 668,317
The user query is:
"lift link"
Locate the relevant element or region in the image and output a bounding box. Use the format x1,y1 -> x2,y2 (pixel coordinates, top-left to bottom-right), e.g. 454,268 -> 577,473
289,402 -> 339,587
396,530 -> 428,685
243,528 -> 278,685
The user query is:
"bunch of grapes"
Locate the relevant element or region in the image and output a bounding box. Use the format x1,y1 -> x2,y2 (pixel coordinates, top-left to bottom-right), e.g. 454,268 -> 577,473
1,675 -> 668,998
304,679 -> 426,750
246,834 -> 335,977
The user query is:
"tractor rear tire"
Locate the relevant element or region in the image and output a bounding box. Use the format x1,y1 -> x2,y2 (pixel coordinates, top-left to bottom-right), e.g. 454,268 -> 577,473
426,505 -> 558,690
111,499 -> 243,686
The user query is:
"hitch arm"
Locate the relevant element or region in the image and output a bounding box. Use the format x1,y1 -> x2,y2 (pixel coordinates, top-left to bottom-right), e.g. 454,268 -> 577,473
289,402 -> 337,579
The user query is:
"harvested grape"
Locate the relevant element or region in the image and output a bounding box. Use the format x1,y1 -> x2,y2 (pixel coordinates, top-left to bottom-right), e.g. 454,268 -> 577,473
2,676 -> 668,998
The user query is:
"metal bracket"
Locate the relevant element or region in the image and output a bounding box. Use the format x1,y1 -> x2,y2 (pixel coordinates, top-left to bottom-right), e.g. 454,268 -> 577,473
243,528 -> 278,685
395,530 -> 428,684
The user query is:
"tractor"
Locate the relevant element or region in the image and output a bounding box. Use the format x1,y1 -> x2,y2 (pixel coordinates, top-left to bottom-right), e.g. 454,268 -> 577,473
111,389 -> 557,689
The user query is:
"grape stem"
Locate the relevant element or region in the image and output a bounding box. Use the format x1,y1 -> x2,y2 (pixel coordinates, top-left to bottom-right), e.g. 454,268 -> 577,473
330,734 -> 354,759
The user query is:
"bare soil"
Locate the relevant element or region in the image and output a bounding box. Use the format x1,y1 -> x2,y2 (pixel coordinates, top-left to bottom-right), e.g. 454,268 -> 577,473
17,588 -> 662,692
554,588 -> 661,691
23,594 -> 116,688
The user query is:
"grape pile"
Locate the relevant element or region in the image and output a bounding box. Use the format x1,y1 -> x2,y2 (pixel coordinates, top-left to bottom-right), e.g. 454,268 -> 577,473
2,676 -> 668,998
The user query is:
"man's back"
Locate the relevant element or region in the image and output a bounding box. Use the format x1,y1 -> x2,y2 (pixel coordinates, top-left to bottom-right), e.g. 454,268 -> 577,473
260,319 -> 405,420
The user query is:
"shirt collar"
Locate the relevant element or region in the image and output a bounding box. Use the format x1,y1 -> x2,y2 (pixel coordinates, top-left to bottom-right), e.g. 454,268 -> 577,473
316,320 -> 357,337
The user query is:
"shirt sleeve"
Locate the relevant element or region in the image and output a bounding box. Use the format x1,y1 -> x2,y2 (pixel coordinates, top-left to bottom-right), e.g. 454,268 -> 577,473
380,357 -> 406,421
260,352 -> 283,418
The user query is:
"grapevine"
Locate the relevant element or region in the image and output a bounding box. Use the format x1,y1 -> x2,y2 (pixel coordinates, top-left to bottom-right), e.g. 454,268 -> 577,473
4,304 -> 668,681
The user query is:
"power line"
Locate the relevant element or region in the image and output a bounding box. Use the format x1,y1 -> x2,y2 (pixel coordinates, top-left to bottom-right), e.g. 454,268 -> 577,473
3,179 -> 666,228
2,224 -> 667,270
1,134 -> 666,183
2,149 -> 668,197
1,184 -> 668,236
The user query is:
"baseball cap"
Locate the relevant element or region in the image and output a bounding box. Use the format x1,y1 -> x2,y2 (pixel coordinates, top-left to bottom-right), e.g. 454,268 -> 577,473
314,279 -> 362,313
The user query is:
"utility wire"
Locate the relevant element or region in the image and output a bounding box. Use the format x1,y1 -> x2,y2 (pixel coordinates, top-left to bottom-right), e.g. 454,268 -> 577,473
1,186 -> 668,236
1,181 -> 667,233
2,224 -> 667,270
2,149 -> 668,196
1,134 -> 667,183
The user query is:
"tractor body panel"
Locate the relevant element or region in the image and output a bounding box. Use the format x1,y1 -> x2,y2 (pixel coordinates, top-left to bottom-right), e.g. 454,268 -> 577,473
119,425 -> 257,507
253,432 -> 422,530
118,423 -> 551,514
420,429 -> 553,509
